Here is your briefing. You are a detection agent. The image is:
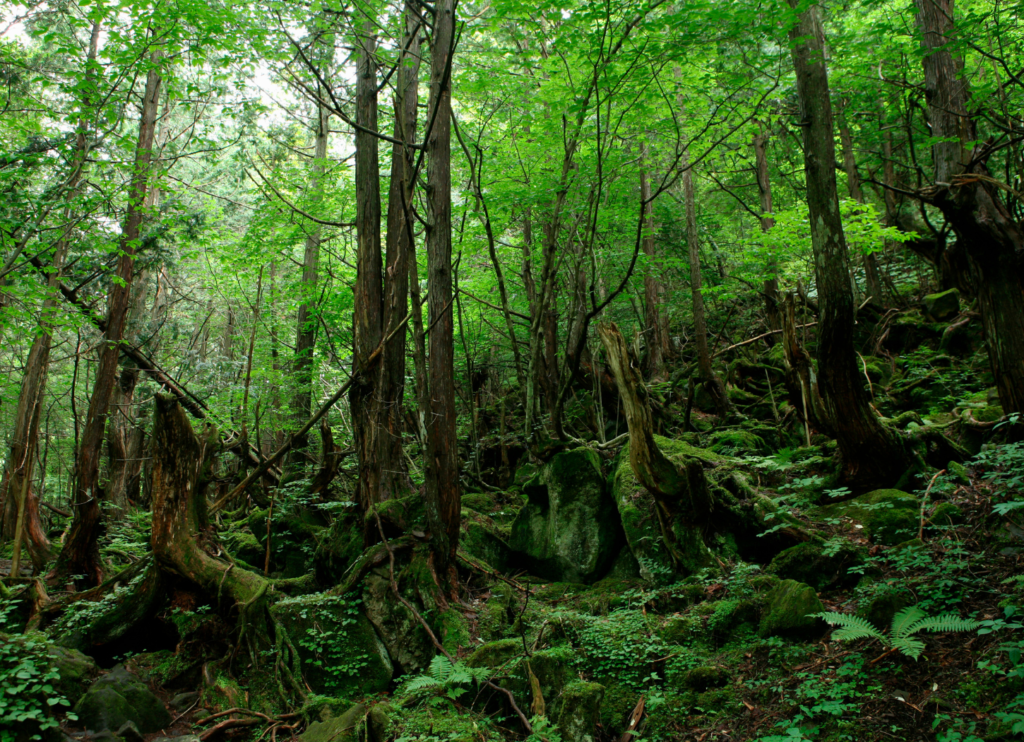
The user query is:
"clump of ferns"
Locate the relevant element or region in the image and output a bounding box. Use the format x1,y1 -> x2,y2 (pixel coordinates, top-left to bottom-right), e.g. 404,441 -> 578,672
814,606 -> 980,662
397,655 -> 494,708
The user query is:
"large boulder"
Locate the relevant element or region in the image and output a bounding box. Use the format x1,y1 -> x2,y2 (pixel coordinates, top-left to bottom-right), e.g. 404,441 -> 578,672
923,288 -> 960,321
610,437 -> 724,583
72,666 -> 171,734
509,448 -> 622,583
758,580 -> 826,640
271,592 -> 393,699
767,540 -> 864,590
297,703 -> 366,742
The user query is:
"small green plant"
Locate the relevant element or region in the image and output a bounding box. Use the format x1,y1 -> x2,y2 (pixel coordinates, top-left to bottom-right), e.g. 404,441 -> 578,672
815,606 -> 979,660
397,655 -> 492,708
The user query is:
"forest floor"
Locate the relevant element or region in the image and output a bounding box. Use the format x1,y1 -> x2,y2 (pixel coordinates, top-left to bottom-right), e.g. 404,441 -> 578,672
3,301 -> 1024,742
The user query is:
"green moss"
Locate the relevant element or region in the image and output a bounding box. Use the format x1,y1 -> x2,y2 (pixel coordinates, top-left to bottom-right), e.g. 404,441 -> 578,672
929,502 -> 964,527
558,681 -> 605,742
508,448 -> 622,583
923,287 -> 960,321
598,682 -> 639,737
758,580 -> 825,640
972,405 -> 1005,423
272,592 -> 393,699
679,666 -> 729,692
466,639 -> 521,669
948,461 -> 970,485
708,429 -> 769,455
477,591 -> 517,641
297,703 -> 365,742
690,599 -> 760,643
818,489 -> 920,546
857,587 -> 909,631
768,540 -> 864,590
389,704 -> 498,741
439,608 -> 471,655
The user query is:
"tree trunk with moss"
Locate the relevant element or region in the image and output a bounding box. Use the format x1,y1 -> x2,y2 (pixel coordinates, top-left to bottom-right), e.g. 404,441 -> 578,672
787,0 -> 911,489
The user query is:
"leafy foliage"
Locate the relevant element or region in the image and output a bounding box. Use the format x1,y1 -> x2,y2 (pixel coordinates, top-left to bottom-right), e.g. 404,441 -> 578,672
397,655 -> 493,708
816,606 -> 980,660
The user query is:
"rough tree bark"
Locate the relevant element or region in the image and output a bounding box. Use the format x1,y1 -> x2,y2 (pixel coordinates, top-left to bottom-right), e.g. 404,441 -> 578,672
52,53 -> 163,588
787,0 -> 911,489
424,0 -> 461,590
379,1 -> 420,502
350,19 -> 386,532
914,0 -> 1024,415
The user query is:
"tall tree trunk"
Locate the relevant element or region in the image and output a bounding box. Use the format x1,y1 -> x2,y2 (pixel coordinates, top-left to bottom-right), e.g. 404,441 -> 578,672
424,0 -> 461,591
379,1 -> 421,501
641,144 -> 667,380
51,54 -> 163,588
681,146 -> 731,417
787,1 -> 909,489
915,0 -> 1024,415
752,122 -> 782,340
289,47 -> 332,481
0,20 -> 103,575
837,103 -> 884,305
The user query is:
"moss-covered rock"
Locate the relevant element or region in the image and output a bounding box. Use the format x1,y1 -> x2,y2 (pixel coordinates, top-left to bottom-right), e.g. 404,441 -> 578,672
297,703 -> 365,742
929,502 -> 964,528
272,592 -> 393,698
509,448 -> 622,583
249,505 -> 326,578
678,666 -> 730,692
923,288 -> 960,321
466,638 -> 521,669
610,438 -> 722,584
461,510 -> 513,572
767,540 -> 864,591
708,429 -> 769,455
818,489 -> 920,546
758,580 -> 825,640
47,643 -> 99,705
360,565 -> 433,676
73,666 -> 172,734
313,511 -> 364,585
557,681 -> 605,742
857,587 -> 909,631
691,598 -> 760,643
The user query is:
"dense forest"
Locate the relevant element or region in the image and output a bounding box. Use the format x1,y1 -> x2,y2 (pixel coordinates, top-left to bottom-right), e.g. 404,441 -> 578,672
1,0 -> 1023,740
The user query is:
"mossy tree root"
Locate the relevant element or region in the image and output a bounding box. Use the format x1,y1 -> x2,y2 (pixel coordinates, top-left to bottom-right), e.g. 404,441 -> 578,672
150,395 -> 296,694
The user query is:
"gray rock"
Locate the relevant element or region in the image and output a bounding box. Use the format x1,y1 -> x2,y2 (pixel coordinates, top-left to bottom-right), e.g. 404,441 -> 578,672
116,721 -> 144,742
509,448 -> 621,583
73,666 -> 171,734
169,691 -> 199,711
298,704 -> 366,742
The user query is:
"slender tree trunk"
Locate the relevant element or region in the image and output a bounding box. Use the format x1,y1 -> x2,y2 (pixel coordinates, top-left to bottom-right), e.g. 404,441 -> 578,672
379,2 -> 420,501
351,18 -> 386,533
424,0 -> 461,591
681,146 -> 731,417
641,144 -> 666,380
51,53 -> 163,588
289,44 -> 332,480
787,1 -> 909,488
914,0 -> 1024,415
753,122 -> 782,339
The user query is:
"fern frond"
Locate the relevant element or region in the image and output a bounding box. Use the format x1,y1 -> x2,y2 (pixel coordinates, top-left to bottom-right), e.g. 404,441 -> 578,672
814,612 -> 885,643
429,655 -> 455,683
904,615 -> 981,636
891,637 -> 926,660
403,676 -> 440,694
890,607 -> 927,639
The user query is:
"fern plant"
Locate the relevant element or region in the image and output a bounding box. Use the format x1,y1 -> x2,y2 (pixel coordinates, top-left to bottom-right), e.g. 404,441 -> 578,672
814,606 -> 980,660
398,655 -> 493,708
